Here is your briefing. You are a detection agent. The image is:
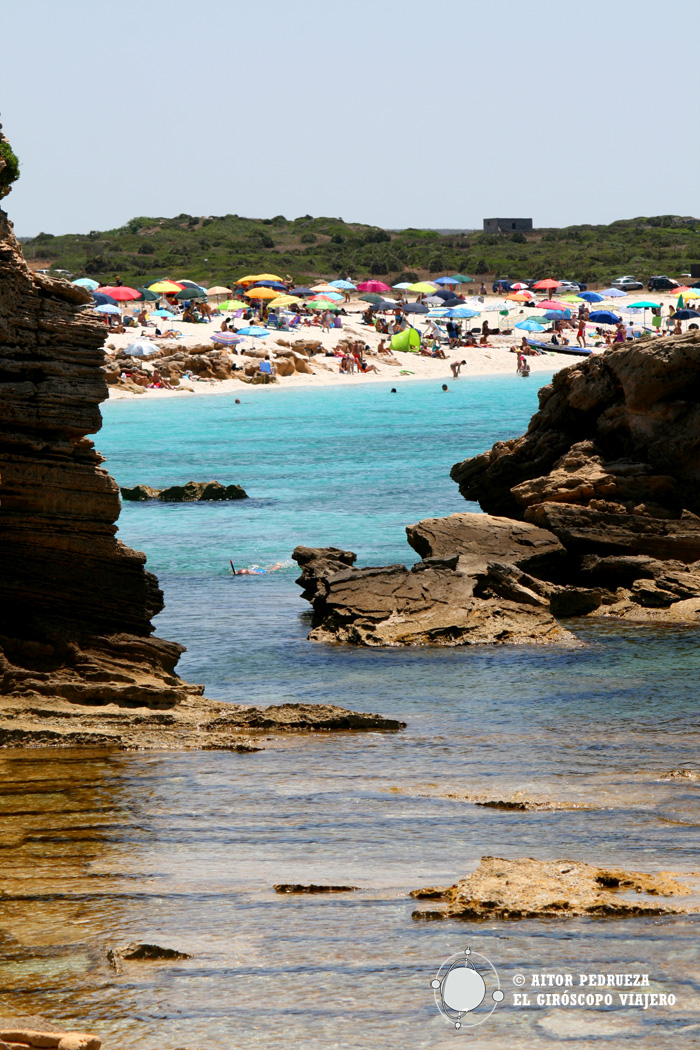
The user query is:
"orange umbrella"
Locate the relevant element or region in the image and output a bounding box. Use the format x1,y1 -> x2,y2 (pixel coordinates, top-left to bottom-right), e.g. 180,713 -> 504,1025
245,287 -> 280,300
506,291 -> 534,302
532,278 -> 561,291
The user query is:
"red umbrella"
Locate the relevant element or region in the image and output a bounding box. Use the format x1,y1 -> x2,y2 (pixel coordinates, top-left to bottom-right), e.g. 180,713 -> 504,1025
532,278 -> 561,291
536,299 -> 569,310
356,280 -> 391,293
98,285 -> 141,301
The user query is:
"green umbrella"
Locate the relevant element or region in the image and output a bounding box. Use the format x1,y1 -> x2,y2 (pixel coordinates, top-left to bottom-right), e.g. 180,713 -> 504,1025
451,274 -> 472,283
307,300 -> 340,311
137,287 -> 159,302
218,299 -> 248,310
175,286 -> 207,300
359,293 -> 384,304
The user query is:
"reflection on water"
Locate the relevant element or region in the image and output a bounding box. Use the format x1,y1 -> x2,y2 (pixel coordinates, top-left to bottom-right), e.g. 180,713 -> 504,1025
2,379 -> 699,1048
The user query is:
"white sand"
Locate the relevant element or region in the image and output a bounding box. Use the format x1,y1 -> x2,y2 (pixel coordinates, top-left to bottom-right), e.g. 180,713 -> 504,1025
105,291 -> 691,401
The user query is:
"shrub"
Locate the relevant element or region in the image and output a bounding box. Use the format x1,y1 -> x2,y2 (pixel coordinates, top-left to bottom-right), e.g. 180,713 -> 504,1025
85,256 -> 109,274
137,242 -> 155,254
0,139 -> 20,198
301,232 -> 317,244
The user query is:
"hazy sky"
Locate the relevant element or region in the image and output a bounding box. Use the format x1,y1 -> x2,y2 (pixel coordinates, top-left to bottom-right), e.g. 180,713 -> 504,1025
3,0 -> 698,236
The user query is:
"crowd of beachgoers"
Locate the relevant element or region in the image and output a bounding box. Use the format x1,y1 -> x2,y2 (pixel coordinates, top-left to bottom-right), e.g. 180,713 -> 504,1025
77,272 -> 699,399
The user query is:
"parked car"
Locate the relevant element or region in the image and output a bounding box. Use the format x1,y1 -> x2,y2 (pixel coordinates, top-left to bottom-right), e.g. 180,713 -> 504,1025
556,281 -> 581,294
492,275 -> 512,292
648,275 -> 679,292
612,275 -> 644,291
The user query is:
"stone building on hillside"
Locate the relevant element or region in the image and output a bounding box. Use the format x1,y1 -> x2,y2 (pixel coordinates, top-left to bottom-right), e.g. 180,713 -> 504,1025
483,217 -> 532,233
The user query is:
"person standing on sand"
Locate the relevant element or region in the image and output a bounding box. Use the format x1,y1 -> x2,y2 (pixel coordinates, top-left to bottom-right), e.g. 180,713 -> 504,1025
479,282 -> 487,295
577,317 -> 587,348
450,359 -> 467,378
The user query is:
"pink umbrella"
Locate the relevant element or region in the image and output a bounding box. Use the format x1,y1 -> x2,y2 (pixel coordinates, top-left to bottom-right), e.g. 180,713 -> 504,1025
536,299 -> 569,310
98,285 -> 141,301
356,280 -> 391,293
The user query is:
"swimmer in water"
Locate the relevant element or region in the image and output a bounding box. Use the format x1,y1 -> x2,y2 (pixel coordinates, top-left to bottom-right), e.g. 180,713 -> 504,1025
230,560 -> 283,576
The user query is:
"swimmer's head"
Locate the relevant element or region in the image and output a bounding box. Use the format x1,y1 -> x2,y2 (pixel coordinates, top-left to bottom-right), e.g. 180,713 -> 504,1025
235,398 -> 241,403
442,384 -> 448,391
390,388 -> 397,393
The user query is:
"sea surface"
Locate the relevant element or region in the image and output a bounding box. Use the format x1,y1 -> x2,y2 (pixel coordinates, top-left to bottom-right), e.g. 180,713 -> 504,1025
2,374 -> 699,1050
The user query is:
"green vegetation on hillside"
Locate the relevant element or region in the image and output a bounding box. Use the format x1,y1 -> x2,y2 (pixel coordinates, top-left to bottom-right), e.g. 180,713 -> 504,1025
20,212 -> 700,287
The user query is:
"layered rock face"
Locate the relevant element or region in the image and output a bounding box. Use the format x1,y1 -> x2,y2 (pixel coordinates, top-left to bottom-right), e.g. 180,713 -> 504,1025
0,206 -> 198,709
294,335 -> 700,644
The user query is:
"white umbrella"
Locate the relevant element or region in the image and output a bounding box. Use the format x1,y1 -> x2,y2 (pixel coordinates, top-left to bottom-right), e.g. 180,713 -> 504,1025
123,339 -> 160,357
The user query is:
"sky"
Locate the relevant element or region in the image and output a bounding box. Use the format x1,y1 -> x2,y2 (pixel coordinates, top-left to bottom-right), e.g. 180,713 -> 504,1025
2,0 -> 698,237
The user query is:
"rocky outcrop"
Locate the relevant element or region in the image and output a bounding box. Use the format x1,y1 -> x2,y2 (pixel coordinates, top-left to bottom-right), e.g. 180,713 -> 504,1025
273,884 -> 359,894
0,204 -> 204,714
0,1032 -> 100,1050
292,534 -> 576,647
107,943 -> 191,971
121,481 -> 248,501
410,856 -> 695,920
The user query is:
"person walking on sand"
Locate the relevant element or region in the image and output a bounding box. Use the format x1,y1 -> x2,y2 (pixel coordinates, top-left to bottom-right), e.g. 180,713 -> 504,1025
450,359 -> 467,378
576,316 -> 587,348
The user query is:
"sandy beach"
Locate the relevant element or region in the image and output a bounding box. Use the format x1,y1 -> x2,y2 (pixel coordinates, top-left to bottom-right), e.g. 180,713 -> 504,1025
105,297 -> 586,400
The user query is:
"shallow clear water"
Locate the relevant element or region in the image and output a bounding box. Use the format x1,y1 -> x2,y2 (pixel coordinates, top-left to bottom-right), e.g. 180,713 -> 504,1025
2,375 -> 699,1049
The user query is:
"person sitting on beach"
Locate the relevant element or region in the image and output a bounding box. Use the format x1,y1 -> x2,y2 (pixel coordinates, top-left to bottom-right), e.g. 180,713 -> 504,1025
377,339 -> 391,355
673,318 -> 683,335
220,317 -> 230,331
362,307 -> 374,325
450,359 -> 467,378
359,356 -> 380,374
259,355 -> 276,377
149,368 -> 173,390
182,307 -> 196,323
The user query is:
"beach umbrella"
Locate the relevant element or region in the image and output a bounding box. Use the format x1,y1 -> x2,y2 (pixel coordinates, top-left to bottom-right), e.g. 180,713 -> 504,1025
148,280 -> 185,293
434,276 -> 460,285
123,339 -> 160,357
532,278 -> 561,291
218,299 -> 249,311
600,288 -> 627,298
252,281 -> 287,291
426,309 -> 448,317
359,293 -> 385,304
370,299 -> 400,311
151,308 -> 175,318
289,286 -> 313,296
267,295 -> 302,308
673,309 -> 700,320
536,299 -> 569,311
356,280 -> 391,293
450,274 -> 472,283
236,273 -> 283,285
245,287 -> 281,300
310,282 -> 339,293
95,304 -> 121,314
210,332 -> 244,346
175,287 -> 208,300
444,306 -> 480,319
424,295 -> 445,306
429,288 -> 460,301
392,282 -> 413,290
543,309 -> 571,321
176,279 -> 205,289
72,277 -> 99,290
98,285 -> 141,301
589,310 -> 621,324
681,289 -> 700,299
506,291 -> 534,302
307,300 -> 341,311
401,302 -> 429,314
516,319 -> 546,333
309,291 -> 343,301
510,282 -> 530,291
91,291 -> 118,307
329,279 -> 356,290
578,291 -> 605,303
236,326 -> 271,337
629,300 -> 662,309
408,281 -> 438,294
207,286 -> 232,297
137,287 -> 160,302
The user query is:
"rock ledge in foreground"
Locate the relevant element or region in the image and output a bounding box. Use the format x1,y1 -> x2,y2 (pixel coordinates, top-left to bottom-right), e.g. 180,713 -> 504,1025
411,855 -> 695,920
207,703 -> 406,732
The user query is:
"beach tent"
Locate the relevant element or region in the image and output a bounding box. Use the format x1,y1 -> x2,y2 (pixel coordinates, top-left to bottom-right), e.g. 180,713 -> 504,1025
390,328 -> 421,353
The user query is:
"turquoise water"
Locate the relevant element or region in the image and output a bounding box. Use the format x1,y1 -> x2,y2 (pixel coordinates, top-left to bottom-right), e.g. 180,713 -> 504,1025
2,375 -> 699,1050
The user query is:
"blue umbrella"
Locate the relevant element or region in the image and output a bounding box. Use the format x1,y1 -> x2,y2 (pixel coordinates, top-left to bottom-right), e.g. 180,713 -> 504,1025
673,309 -> 700,320
329,280 -> 356,290
444,306 -> 480,319
252,281 -> 287,290
600,288 -> 627,298
236,326 -> 270,337
92,291 -> 118,307
589,310 -> 621,325
578,291 -> 605,303
432,288 -> 461,301
290,286 -> 313,295
543,309 -> 571,320
152,308 -> 175,318
73,277 -> 99,290
516,318 -> 546,332
434,276 -> 460,285
95,304 -> 121,314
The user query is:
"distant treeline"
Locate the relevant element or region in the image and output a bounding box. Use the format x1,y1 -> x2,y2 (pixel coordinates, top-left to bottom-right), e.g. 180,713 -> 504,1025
21,212 -> 700,287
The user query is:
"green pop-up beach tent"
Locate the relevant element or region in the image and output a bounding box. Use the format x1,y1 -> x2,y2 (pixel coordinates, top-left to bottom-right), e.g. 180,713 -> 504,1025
390,328 -> 421,353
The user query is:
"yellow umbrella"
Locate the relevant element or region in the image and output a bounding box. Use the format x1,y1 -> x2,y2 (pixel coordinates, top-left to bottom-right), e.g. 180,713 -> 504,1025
148,279 -> 183,293
268,295 -> 302,308
683,289 -> 700,299
245,287 -> 280,300
218,299 -> 248,310
236,272 -> 283,285
408,281 -> 438,294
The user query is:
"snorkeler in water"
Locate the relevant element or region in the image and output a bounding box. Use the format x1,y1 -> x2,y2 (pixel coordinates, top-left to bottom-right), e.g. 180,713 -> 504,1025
230,560 -> 284,576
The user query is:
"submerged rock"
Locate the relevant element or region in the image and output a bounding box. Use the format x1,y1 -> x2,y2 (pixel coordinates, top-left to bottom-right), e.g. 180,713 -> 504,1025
107,942 -> 191,973
273,884 -> 359,893
120,481 -> 248,502
206,702 -> 405,732
411,855 -> 695,920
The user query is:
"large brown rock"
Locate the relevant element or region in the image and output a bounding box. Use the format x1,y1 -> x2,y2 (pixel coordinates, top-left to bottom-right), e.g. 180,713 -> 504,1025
121,481 -> 248,502
292,546 -> 574,647
411,855 -> 694,920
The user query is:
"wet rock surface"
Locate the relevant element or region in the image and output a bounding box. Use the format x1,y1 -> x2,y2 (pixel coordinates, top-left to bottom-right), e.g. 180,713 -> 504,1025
273,884 -> 360,894
411,855 -> 696,920
120,481 -> 247,502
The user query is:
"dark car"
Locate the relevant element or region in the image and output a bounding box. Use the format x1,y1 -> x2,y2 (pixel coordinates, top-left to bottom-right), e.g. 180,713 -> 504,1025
648,275 -> 679,292
492,275 -> 512,292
